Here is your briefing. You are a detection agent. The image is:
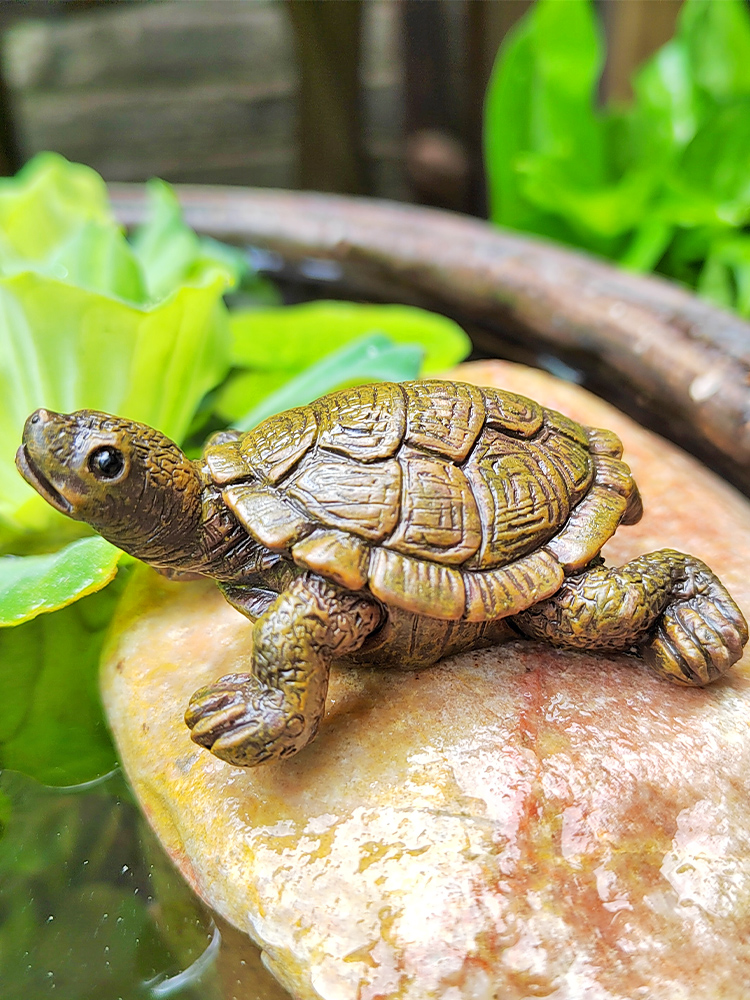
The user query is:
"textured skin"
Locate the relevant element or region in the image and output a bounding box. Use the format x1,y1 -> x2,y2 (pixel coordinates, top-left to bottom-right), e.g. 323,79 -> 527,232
514,550 -> 749,684
16,381 -> 750,767
186,574 -> 382,765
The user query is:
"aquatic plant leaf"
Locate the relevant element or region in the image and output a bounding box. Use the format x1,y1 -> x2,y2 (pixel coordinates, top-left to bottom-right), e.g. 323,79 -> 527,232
0,268 -> 231,534
0,152 -> 112,266
229,300 -> 469,374
0,536 -> 121,627
46,220 -> 147,303
130,178 -> 246,301
0,576 -> 127,785
0,155 -> 244,786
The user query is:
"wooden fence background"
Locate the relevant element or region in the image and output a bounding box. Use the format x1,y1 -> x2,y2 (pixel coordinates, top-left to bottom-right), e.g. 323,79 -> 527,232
0,0 -> 683,215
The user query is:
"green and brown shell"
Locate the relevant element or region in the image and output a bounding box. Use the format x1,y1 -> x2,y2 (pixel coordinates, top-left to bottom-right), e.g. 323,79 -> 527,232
203,380 -> 643,622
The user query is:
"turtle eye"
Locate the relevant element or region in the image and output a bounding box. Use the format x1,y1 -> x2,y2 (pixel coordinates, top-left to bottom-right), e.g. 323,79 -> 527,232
88,446 -> 125,481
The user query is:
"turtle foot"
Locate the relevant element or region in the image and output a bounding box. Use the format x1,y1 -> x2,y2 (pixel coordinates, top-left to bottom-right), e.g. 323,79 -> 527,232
185,672 -> 305,766
639,561 -> 748,686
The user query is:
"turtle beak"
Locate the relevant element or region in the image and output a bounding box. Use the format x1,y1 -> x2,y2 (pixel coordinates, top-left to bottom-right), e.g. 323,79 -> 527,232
16,408 -> 75,515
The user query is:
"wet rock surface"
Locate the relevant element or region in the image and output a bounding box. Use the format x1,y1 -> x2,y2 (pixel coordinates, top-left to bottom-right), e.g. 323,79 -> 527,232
101,361 -> 750,1000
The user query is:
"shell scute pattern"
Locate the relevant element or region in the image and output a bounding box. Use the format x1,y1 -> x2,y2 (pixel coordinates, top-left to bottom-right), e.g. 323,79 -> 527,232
594,453 -> 636,500
545,486 -> 628,571
223,482 -> 312,550
539,412 -> 594,503
208,380 -> 636,622
404,380 -> 485,460
544,408 -> 590,448
385,449 -> 481,564
586,426 -> 623,458
314,382 -> 405,461
369,547 -> 466,619
286,454 -> 402,542
291,529 -> 369,590
463,549 -> 564,621
481,386 -> 544,438
462,430 -> 573,568
204,438 -> 243,486
240,406 -> 317,483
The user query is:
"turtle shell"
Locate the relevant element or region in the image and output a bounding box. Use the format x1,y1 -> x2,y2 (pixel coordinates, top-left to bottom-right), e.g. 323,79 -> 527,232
203,381 -> 642,622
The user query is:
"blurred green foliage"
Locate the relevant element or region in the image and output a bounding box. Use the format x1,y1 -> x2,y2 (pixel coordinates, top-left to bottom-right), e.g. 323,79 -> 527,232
484,0 -> 750,315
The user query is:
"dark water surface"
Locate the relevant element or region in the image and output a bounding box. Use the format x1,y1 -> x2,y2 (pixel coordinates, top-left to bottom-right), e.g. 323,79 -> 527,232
0,769 -> 287,1000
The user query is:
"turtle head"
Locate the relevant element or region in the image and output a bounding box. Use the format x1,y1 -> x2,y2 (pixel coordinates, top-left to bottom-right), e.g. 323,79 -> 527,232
17,408 -> 204,567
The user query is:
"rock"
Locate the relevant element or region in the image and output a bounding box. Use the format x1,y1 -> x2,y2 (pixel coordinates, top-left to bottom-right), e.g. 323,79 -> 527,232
213,914 -> 292,1000
100,360 -> 750,1000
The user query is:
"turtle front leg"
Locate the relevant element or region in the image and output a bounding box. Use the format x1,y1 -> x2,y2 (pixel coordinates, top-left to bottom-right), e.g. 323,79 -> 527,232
184,573 -> 382,766
512,549 -> 748,685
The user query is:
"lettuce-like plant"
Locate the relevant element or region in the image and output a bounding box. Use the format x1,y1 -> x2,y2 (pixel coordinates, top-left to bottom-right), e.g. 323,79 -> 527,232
484,0 -> 750,314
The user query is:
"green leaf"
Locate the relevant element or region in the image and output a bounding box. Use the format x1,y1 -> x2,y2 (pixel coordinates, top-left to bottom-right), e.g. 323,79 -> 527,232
0,154 -> 247,786
527,0 -> 604,179
677,99 -> 750,221
0,536 -> 121,626
517,158 -> 656,244
484,10 -> 538,229
0,785 -> 9,833
130,178 -> 245,301
678,0 -> 750,102
222,301 -> 466,425
229,300 -> 469,374
631,40 -> 699,159
619,219 -> 674,272
484,0 -> 606,233
699,234 -> 750,315
216,370 -> 292,421
481,0 -> 750,319
0,575 -> 127,785
46,220 -> 147,303
697,252 -> 735,311
0,268 -> 231,533
232,334 -> 424,430
0,152 -> 112,266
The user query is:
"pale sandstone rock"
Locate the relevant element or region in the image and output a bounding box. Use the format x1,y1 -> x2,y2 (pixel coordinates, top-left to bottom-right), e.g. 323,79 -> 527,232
101,361 -> 750,1000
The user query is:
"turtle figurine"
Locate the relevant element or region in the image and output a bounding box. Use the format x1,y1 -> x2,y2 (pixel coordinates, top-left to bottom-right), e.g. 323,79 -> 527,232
17,380 -> 748,767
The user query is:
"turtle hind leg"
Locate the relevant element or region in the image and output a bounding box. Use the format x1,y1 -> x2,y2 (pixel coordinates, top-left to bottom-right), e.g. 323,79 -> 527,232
512,549 -> 748,686
184,573 -> 382,766
638,551 -> 748,685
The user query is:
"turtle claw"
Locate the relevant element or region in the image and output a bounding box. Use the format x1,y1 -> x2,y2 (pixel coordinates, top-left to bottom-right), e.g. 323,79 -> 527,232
184,672 -> 306,766
184,673 -> 253,737
640,568 -> 748,686
187,700 -> 249,744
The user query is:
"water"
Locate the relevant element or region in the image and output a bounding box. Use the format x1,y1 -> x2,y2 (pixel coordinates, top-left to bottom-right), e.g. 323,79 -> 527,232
0,769 -> 288,1000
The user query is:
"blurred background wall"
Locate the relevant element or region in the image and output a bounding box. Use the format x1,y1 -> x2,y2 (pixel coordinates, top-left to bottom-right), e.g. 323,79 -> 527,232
0,0 -> 683,214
